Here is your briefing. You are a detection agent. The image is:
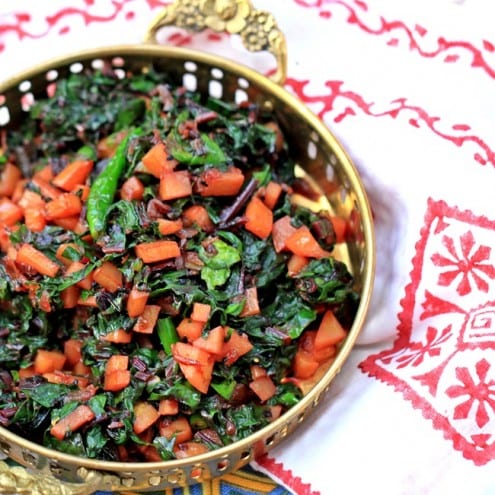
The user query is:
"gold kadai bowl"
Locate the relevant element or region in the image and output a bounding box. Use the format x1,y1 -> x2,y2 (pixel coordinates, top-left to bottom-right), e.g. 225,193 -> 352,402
0,1 -> 375,493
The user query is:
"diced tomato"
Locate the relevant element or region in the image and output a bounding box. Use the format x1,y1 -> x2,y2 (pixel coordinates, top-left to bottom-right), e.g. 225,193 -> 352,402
103,328 -> 133,344
158,398 -> 179,416
158,416 -> 192,444
171,342 -> 214,394
177,318 -> 204,342
262,181 -> 282,209
271,215 -> 298,253
0,198 -> 23,226
65,261 -> 93,290
17,189 -> 45,210
133,401 -> 160,434
174,441 -> 209,459
285,226 -> 330,259
182,205 -> 214,232
314,310 -> 347,350
104,370 -> 131,392
244,196 -> 273,239
104,355 -> 130,392
287,254 -> 309,276
120,176 -> 145,201
296,328 -> 336,364
195,166 -> 244,196
32,164 -> 53,182
329,215 -> 347,244
50,405 -> 95,440
135,240 -> 180,263
157,218 -> 183,236
52,159 -> 93,192
190,302 -> 211,323
141,142 -> 177,177
64,339 -> 82,367
92,261 -> 122,293
34,349 -> 66,374
293,348 -> 319,379
192,325 -> 225,356
133,305 -> 161,334
127,286 -> 150,318
159,171 -> 192,201
106,355 -> 129,374
0,163 -> 22,197
249,375 -> 277,402
221,330 -> 253,366
250,365 -> 267,380
24,207 -> 46,232
60,285 -> 80,309
239,287 -> 260,317
19,366 -> 36,379
268,404 -> 283,422
44,193 -> 82,220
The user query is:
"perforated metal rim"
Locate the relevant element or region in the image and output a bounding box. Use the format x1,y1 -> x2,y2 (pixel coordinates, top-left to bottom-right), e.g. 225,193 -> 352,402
0,43 -> 375,490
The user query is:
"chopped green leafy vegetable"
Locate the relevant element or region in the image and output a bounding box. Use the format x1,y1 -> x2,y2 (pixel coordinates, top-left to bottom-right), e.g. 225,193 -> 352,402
0,66 -> 358,462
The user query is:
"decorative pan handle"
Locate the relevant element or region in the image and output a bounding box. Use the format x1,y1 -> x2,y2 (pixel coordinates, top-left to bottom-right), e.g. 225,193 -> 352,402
0,460 -> 101,495
145,0 -> 288,85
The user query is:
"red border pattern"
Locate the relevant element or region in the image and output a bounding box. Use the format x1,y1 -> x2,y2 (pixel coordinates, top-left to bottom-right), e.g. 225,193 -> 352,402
361,199 -> 495,466
257,455 -> 320,495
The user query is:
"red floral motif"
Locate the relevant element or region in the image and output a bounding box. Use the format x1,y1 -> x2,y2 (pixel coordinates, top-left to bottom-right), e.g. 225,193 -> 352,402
393,325 -> 452,369
361,199 -> 495,465
431,230 -> 495,296
446,359 -> 495,428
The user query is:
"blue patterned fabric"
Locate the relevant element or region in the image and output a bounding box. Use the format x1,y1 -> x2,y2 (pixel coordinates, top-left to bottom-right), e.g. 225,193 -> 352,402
94,464 -> 291,494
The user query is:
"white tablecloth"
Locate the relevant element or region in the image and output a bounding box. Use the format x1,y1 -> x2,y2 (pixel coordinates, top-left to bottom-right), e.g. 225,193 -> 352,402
2,1 -> 495,493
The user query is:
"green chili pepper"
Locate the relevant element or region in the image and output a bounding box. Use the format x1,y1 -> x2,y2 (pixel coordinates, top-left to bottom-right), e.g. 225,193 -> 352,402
86,129 -> 142,239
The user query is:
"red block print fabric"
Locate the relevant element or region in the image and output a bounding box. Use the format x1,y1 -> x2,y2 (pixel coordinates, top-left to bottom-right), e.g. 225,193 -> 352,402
361,198 -> 495,466
3,0 -> 495,494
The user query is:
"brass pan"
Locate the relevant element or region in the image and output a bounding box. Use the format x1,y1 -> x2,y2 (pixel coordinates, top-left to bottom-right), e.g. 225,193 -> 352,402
0,0 -> 375,492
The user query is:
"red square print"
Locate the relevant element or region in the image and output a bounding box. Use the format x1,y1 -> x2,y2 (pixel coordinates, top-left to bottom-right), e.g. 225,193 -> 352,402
361,198 -> 495,466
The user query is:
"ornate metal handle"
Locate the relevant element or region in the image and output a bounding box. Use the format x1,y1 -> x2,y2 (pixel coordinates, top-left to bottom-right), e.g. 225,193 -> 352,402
145,0 -> 288,85
0,461 -> 102,495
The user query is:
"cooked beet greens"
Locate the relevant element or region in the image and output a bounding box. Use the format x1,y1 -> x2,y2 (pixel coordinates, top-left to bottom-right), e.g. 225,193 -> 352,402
0,66 -> 358,461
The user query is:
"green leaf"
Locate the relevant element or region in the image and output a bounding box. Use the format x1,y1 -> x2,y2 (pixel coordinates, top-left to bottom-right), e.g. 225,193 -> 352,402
115,98 -> 146,131
200,239 -> 240,270
88,395 -> 107,417
200,239 -> 241,290
211,379 -> 236,400
22,384 -> 69,408
169,133 -> 226,165
201,266 -> 229,290
153,436 -> 176,460
85,425 -> 108,458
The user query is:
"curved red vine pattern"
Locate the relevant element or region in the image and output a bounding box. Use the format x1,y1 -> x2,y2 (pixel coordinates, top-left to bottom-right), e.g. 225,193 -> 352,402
0,1 -> 169,52
285,77 -> 495,166
293,0 -> 495,80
